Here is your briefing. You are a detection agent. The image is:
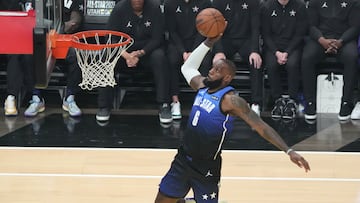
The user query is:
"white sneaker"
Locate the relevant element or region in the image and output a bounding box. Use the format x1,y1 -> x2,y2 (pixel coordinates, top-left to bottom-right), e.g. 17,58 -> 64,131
171,101 -> 182,119
251,104 -> 260,116
62,95 -> 82,117
351,102 -> 360,120
4,95 -> 18,116
24,95 -> 45,117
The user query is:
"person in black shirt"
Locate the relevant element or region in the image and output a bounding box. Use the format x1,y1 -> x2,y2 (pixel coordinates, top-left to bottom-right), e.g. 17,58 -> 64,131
164,0 -> 212,121
96,0 -> 172,124
212,0 -> 264,116
301,0 -> 360,121
261,0 -> 308,120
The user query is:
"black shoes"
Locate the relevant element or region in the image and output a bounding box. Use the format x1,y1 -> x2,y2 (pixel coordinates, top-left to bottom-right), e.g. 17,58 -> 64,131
283,99 -> 297,120
338,101 -> 353,121
96,108 -> 111,121
159,103 -> 173,124
271,96 -> 297,120
271,98 -> 286,119
304,101 -> 316,120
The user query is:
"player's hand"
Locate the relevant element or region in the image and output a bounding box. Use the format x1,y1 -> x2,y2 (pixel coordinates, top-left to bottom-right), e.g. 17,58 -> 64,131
213,52 -> 226,64
249,52 -> 262,69
204,32 -> 223,48
288,151 -> 311,172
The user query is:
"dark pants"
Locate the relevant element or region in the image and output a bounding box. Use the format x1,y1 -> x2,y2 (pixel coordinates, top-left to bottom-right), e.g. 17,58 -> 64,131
6,54 -> 34,96
264,49 -> 301,101
301,39 -> 358,104
167,42 -> 212,97
32,48 -> 82,97
220,38 -> 263,105
98,47 -> 170,109
57,48 -> 82,95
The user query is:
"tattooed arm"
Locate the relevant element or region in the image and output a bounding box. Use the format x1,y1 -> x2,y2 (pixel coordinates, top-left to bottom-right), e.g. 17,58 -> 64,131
221,92 -> 311,172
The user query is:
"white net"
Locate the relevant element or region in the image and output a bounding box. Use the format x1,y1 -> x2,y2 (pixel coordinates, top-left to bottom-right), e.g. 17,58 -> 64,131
73,31 -> 133,90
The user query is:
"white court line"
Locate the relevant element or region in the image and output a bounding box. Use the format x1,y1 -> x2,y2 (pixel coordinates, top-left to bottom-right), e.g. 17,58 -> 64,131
0,146 -> 360,155
0,173 -> 359,182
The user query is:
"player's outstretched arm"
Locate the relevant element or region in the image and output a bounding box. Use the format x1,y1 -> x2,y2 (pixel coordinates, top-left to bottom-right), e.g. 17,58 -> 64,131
181,36 -> 222,90
222,93 -> 311,172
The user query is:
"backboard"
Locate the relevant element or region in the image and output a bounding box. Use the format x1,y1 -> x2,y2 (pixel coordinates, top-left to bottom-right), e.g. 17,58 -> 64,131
0,0 -> 63,89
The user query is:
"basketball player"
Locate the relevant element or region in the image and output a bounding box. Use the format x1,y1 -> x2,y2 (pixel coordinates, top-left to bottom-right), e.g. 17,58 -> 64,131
212,0 -> 263,116
154,35 -> 310,203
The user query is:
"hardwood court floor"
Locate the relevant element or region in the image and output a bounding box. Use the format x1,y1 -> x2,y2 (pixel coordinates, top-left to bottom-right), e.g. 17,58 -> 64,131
0,147 -> 359,203
0,91 -> 360,202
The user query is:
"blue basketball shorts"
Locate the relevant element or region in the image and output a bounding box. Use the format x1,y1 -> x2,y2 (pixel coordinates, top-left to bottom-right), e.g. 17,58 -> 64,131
158,149 -> 222,203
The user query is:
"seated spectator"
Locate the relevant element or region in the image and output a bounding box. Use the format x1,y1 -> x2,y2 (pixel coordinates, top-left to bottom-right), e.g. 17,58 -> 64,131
3,0 -> 35,116
350,35 -> 360,120
96,0 -> 172,124
163,0 -> 212,120
301,0 -> 360,121
24,0 -> 83,117
212,0 -> 264,116
260,0 -> 308,120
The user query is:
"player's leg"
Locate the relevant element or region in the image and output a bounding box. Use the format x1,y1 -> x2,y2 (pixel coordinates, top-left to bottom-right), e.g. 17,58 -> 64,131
156,154 -> 191,203
188,158 -> 221,203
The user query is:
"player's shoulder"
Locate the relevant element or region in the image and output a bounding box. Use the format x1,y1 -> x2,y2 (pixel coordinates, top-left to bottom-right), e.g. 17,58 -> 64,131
222,91 -> 249,112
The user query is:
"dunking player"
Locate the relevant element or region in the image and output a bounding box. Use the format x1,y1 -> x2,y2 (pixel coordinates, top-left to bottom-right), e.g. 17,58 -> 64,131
154,35 -> 310,203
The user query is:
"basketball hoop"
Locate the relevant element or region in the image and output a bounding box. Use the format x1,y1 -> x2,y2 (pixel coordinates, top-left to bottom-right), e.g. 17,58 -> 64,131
51,30 -> 133,90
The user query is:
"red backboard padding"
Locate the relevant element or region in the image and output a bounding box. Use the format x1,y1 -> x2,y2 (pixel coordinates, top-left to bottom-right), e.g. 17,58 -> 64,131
0,10 -> 35,54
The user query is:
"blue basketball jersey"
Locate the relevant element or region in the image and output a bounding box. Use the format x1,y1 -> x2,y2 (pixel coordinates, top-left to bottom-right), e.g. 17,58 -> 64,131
183,86 -> 235,160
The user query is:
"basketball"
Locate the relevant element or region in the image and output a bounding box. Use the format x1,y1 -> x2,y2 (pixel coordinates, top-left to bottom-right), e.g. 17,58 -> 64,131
195,8 -> 226,38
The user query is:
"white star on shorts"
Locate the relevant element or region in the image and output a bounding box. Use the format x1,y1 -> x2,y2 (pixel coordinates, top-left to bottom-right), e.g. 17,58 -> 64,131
202,194 -> 209,200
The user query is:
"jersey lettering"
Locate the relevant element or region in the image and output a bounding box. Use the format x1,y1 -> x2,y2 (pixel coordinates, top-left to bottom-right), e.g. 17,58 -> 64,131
192,110 -> 200,126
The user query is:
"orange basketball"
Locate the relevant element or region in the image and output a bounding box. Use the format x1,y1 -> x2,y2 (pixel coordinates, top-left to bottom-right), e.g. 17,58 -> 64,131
195,8 -> 226,38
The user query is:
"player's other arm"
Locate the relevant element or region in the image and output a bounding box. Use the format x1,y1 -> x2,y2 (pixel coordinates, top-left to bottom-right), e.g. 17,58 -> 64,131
222,93 -> 311,172
181,36 -> 221,90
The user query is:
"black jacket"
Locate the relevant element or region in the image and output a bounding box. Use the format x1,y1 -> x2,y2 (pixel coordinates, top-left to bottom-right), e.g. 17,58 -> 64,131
164,0 -> 212,53
107,0 -> 165,53
212,0 -> 261,53
307,0 -> 360,43
261,0 -> 308,54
